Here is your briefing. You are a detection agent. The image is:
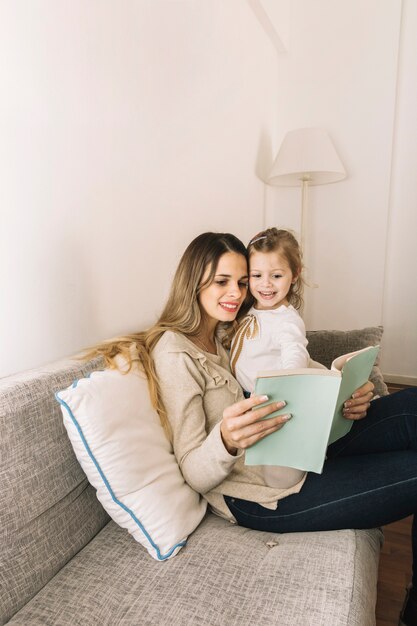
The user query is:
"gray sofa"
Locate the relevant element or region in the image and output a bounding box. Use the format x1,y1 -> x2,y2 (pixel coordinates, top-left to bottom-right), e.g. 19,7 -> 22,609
1,328 -> 387,626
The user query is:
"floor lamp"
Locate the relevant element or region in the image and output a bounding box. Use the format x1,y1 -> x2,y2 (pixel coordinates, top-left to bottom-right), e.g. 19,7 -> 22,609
268,128 -> 346,259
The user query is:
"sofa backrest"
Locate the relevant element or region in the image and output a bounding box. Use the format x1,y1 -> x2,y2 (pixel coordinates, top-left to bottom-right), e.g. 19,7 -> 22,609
306,326 -> 388,398
0,357 -> 109,625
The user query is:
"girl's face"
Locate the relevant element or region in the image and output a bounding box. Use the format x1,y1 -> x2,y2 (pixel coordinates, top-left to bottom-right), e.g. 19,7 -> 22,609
249,250 -> 297,311
198,252 -> 248,331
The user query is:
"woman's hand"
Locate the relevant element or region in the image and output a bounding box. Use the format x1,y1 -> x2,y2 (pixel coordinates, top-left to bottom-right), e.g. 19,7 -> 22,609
343,380 -> 375,421
220,395 -> 291,455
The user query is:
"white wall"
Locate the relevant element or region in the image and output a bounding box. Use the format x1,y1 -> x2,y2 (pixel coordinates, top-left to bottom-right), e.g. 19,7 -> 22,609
0,0 -> 277,377
1,1 -> 416,382
381,0 -> 417,382
264,0 -> 416,382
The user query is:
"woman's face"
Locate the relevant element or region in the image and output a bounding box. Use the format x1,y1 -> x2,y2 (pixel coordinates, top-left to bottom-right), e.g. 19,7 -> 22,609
198,252 -> 248,330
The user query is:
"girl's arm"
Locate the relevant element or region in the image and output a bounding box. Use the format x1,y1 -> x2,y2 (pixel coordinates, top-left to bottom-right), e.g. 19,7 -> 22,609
278,315 -> 309,369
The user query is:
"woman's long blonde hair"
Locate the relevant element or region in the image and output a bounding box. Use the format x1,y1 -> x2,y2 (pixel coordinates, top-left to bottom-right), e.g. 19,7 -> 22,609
84,232 -> 248,437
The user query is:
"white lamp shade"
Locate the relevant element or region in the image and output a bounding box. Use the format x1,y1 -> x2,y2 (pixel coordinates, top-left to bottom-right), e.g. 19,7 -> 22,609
269,128 -> 346,186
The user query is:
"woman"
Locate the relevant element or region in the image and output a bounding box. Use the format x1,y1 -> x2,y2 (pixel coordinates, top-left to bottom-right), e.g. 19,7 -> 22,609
91,232 -> 417,626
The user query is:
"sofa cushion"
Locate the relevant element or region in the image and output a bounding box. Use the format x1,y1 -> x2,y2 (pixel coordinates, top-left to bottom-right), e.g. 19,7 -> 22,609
6,514 -> 383,626
56,361 -> 207,561
306,326 -> 388,397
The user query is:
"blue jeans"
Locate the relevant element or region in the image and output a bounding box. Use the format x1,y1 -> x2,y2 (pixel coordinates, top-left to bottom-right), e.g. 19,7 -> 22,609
224,388 -> 417,585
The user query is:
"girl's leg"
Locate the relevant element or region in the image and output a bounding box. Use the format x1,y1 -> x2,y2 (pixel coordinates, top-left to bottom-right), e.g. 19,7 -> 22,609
225,389 -> 417,582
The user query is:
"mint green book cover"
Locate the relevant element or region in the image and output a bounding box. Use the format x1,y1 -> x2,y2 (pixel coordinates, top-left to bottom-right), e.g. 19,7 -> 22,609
245,345 -> 379,474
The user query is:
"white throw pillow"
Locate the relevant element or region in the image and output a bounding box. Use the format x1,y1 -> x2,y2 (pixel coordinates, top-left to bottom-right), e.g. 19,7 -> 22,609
56,362 -> 207,560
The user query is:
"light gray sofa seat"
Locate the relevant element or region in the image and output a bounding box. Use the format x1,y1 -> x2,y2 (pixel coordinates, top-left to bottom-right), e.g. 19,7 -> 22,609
5,518 -> 381,626
1,328 -> 386,625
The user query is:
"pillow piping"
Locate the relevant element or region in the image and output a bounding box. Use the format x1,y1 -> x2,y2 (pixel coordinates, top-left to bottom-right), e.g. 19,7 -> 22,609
55,392 -> 187,561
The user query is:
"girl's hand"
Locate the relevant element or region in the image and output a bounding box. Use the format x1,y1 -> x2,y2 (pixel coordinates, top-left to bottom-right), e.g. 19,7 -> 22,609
343,380 -> 375,421
220,395 -> 291,455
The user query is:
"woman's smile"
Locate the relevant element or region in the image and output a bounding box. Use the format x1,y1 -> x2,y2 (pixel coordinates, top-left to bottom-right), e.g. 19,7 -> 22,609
219,301 -> 240,312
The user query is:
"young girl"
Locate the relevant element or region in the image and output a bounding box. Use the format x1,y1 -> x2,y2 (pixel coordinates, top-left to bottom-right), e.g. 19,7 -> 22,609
230,228 -> 309,396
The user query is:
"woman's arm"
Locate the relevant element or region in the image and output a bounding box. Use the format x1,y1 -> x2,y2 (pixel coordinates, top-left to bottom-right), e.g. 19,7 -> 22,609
153,348 -> 289,493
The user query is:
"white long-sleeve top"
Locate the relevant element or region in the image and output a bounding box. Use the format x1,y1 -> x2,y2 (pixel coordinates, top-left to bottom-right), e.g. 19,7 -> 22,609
231,304 -> 309,393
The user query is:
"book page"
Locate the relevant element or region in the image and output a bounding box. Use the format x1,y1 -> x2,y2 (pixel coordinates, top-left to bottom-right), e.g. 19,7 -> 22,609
331,345 -> 377,372
245,372 -> 341,474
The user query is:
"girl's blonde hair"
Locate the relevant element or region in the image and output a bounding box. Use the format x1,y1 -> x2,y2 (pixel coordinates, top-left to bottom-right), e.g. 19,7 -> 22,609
83,232 -> 248,438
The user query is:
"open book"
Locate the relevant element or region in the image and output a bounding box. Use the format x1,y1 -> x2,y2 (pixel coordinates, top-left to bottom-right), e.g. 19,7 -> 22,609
245,345 -> 380,474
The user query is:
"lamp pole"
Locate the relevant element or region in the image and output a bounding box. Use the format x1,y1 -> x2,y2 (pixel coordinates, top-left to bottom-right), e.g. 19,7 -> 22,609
300,176 -> 311,255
